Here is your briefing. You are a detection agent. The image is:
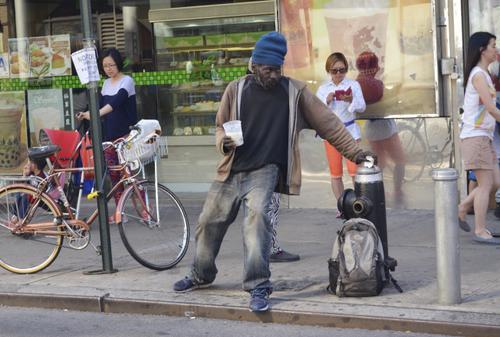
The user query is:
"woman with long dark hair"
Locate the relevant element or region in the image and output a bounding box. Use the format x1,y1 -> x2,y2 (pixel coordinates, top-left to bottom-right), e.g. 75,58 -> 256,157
459,32 -> 500,244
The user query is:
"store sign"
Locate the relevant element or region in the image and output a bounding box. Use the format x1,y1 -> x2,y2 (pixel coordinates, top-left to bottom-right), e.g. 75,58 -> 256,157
71,48 -> 100,84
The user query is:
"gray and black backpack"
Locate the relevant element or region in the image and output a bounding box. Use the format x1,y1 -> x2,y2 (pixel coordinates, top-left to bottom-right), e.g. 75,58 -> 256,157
327,218 -> 400,297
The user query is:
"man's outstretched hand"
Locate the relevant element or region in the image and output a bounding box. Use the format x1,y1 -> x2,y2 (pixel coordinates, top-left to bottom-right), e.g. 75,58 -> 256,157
355,151 -> 378,166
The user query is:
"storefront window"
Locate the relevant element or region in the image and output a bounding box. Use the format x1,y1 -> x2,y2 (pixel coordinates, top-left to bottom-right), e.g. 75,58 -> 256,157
280,0 -> 437,118
468,0 -> 500,36
0,0 -> 152,176
153,15 -> 275,140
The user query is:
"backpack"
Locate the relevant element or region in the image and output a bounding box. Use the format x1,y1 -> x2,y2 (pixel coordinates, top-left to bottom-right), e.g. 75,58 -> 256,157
327,218 -> 400,297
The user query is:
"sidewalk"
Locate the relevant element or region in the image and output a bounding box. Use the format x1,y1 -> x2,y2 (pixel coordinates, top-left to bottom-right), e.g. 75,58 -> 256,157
1,197 -> 500,336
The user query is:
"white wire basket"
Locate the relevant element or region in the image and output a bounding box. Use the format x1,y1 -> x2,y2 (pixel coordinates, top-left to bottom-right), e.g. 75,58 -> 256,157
121,135 -> 168,165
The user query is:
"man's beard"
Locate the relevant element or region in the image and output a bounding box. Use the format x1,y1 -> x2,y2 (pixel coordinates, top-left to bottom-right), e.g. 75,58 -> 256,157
254,73 -> 279,90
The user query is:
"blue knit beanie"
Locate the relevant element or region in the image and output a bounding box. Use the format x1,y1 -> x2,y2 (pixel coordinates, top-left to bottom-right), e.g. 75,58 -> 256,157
251,32 -> 287,66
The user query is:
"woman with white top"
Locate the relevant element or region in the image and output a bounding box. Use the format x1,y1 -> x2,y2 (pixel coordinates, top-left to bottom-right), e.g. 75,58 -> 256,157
459,32 -> 500,244
316,52 -> 366,216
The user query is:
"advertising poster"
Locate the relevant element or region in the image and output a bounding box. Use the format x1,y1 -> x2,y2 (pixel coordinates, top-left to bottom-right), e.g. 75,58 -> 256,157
27,89 -> 64,146
29,36 -> 51,77
281,0 -> 435,117
0,53 -> 9,78
8,37 -> 30,78
280,0 -> 313,70
7,35 -> 71,78
50,34 -> 71,76
0,91 -> 28,174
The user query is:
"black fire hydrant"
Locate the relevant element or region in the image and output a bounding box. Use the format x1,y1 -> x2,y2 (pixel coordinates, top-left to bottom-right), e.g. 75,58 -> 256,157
337,163 -> 397,271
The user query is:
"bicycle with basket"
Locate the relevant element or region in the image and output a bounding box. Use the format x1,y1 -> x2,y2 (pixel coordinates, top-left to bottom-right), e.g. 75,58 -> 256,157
0,119 -> 190,274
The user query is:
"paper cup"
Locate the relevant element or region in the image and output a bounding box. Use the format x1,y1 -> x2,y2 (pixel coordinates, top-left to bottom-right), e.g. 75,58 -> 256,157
223,120 -> 244,146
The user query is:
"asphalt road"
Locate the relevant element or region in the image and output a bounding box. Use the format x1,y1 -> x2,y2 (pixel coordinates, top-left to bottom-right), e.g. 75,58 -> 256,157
0,306 -> 455,337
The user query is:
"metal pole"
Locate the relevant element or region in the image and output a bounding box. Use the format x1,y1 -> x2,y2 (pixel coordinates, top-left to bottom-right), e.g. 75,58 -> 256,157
432,168 -> 461,305
80,0 -> 116,274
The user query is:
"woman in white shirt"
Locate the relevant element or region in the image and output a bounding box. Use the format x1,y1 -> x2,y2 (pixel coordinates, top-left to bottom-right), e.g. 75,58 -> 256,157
459,32 -> 500,244
316,52 -> 366,216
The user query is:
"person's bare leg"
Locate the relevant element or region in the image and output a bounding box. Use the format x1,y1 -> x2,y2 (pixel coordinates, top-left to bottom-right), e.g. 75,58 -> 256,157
331,177 -> 344,200
459,188 -> 477,221
472,169 -> 493,237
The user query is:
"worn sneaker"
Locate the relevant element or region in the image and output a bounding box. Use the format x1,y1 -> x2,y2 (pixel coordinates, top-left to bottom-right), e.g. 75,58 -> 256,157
249,288 -> 271,312
270,249 -> 300,263
173,277 -> 212,293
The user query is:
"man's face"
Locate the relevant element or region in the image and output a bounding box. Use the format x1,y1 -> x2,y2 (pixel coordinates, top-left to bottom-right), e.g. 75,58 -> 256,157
253,64 -> 282,89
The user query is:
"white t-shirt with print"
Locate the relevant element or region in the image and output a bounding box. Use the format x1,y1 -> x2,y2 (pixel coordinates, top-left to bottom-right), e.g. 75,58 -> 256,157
460,66 -> 496,140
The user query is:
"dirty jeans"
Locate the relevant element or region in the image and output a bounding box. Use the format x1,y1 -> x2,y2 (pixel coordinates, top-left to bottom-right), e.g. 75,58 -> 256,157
190,164 -> 279,292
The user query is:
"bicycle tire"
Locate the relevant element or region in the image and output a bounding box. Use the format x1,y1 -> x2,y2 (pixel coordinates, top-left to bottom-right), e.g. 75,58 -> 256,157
395,125 -> 427,182
0,186 -> 63,274
117,180 -> 190,270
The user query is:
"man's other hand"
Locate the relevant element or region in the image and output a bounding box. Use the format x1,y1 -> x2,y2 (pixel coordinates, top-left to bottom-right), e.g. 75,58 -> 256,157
355,151 -> 378,165
222,136 -> 236,153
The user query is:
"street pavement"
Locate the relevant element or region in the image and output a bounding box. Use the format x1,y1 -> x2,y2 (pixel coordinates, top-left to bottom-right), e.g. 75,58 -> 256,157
0,195 -> 499,337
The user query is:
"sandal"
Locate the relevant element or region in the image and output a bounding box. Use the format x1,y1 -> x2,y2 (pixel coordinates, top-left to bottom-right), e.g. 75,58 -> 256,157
458,218 -> 471,232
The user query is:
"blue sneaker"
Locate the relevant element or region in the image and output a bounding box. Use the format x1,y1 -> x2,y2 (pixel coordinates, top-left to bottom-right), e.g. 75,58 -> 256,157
249,288 -> 271,312
173,277 -> 212,293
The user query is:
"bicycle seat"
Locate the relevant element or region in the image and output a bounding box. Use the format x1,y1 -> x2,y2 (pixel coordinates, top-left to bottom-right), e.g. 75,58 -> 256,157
28,144 -> 61,160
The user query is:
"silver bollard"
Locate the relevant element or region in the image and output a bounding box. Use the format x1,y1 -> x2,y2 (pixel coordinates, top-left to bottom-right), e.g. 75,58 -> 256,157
432,168 -> 461,305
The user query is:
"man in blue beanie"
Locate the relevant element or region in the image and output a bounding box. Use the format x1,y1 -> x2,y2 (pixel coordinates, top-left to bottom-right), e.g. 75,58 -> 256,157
173,31 -> 376,312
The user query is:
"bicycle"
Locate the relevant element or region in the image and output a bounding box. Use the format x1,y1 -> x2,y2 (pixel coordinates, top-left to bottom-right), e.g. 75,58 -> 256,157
389,117 -> 453,182
0,122 -> 190,274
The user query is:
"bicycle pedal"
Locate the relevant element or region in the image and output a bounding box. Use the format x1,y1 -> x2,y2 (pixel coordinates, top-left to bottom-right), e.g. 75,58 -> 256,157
96,245 -> 102,256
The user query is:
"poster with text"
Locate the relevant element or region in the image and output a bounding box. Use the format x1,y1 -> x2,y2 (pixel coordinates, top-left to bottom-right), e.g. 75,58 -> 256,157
27,89 -> 64,146
0,53 -> 9,78
49,34 -> 71,76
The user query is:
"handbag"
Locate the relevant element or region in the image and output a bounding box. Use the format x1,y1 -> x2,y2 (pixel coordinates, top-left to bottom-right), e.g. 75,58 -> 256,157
80,133 -> 94,179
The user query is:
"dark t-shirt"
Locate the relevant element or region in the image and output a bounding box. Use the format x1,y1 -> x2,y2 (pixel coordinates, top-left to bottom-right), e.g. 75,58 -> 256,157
231,77 -> 289,177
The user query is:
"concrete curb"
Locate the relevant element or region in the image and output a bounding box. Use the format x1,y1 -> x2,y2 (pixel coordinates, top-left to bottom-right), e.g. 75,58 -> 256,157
1,292 -> 499,337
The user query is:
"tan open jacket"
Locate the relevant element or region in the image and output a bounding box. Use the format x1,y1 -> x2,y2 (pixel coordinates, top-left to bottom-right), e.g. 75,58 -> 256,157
215,75 -> 363,195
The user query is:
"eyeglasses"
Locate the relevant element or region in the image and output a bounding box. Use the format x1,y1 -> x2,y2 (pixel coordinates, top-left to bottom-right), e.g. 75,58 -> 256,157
103,64 -> 117,69
329,67 -> 347,75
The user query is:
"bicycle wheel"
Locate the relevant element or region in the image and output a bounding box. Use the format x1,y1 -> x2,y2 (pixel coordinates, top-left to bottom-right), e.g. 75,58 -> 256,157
0,186 -> 63,274
393,124 -> 427,182
117,180 -> 190,270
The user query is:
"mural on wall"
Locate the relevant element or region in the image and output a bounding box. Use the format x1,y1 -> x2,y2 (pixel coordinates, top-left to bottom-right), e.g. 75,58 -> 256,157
281,0 -> 436,117
0,91 -> 28,173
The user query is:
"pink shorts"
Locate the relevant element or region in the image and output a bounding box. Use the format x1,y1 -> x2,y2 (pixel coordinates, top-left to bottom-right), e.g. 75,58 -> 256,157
461,136 -> 496,170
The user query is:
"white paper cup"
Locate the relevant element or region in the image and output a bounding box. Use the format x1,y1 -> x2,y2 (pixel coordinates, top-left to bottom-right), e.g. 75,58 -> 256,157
223,120 -> 244,146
